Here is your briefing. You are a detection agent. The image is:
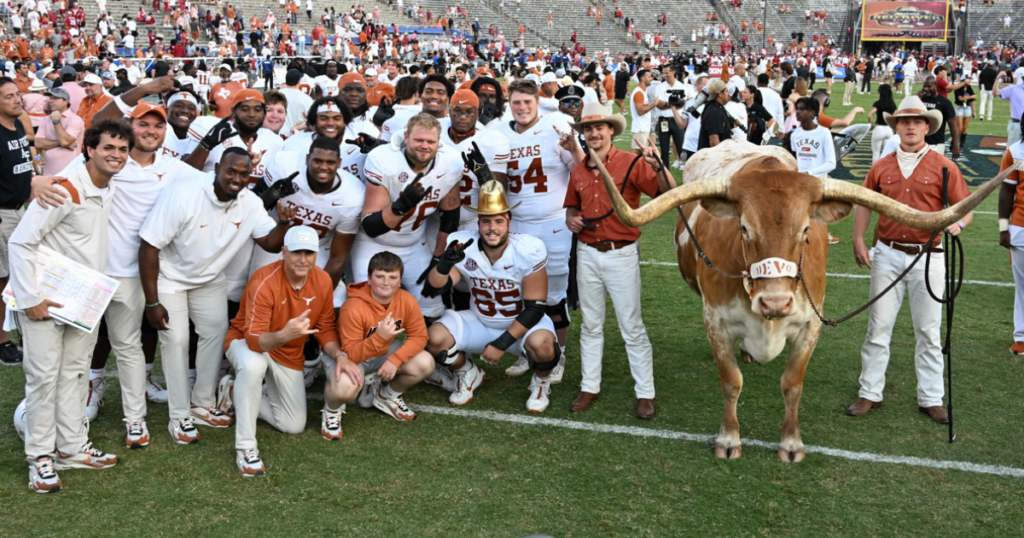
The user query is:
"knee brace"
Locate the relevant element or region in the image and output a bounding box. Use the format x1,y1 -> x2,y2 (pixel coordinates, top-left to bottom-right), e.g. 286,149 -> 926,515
545,299 -> 571,330
434,342 -> 459,365
526,345 -> 560,372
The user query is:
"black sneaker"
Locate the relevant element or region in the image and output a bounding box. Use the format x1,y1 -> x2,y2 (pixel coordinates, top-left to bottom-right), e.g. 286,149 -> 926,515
0,341 -> 22,366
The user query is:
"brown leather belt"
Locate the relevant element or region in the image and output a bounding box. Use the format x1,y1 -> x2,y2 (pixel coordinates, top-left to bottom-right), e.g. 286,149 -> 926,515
881,238 -> 943,254
585,239 -> 635,252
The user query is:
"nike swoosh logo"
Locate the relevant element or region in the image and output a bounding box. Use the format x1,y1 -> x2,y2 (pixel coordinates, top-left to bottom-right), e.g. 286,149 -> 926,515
332,202 -> 342,206
532,130 -> 542,135
459,99 -> 470,104
200,224 -> 209,228
553,229 -> 563,233
348,147 -> 357,154
504,265 -> 514,270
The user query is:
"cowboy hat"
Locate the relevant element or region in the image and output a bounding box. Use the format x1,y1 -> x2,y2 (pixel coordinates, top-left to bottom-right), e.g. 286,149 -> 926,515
571,102 -> 626,137
884,96 -> 943,135
467,180 -> 521,215
28,78 -> 45,92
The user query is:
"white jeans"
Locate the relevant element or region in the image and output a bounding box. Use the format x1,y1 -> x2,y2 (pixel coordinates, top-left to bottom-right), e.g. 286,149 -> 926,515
226,339 -> 306,450
104,276 -> 148,420
1009,121 -> 1022,147
870,125 -> 894,163
158,281 -> 230,421
1010,243 -> 1024,342
904,74 -> 915,96
858,242 -> 945,407
979,89 -> 994,119
17,313 -> 98,462
576,242 -> 655,399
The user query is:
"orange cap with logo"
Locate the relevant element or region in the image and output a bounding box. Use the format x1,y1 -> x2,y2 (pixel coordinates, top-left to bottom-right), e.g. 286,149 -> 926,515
338,72 -> 367,87
232,88 -> 265,108
129,101 -> 167,121
451,88 -> 479,109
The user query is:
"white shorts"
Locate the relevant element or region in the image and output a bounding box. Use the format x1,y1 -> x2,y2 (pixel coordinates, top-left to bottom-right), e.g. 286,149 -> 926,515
955,106 -> 973,117
511,215 -> 570,304
349,235 -> 443,317
437,309 -> 556,357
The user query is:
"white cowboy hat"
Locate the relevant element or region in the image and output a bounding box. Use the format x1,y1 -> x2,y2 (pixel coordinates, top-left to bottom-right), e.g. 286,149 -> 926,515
571,102 -> 626,137
884,96 -> 943,136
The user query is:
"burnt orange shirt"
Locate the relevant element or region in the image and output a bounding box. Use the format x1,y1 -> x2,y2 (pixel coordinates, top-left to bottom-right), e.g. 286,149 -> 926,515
564,146 -> 662,244
210,81 -> 244,118
225,261 -> 338,370
337,282 -> 428,367
14,75 -> 32,95
77,93 -> 113,129
366,82 -> 395,106
1000,144 -> 1024,226
863,150 -> 970,246
817,113 -> 835,129
16,40 -> 29,58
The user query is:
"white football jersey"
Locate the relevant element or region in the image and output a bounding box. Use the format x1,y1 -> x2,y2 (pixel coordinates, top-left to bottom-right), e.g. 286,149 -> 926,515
359,138 -> 463,248
314,74 -> 340,97
380,105 -> 427,142
493,113 -> 577,222
281,132 -> 368,181
439,121 -> 511,226
160,127 -> 200,159
189,119 -> 284,187
448,229 -> 548,330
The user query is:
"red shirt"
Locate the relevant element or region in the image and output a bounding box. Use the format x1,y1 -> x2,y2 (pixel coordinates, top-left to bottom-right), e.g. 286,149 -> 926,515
563,146 -> 662,244
936,76 -> 949,97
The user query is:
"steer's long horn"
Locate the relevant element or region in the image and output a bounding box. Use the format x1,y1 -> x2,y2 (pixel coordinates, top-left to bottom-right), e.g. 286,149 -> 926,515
593,149 -> 729,227
821,163 -> 1016,231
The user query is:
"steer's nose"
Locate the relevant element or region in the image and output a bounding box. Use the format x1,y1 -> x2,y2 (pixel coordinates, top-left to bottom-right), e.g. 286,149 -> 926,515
758,294 -> 794,318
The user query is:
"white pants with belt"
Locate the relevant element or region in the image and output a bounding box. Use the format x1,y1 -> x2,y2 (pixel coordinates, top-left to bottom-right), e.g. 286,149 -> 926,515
858,242 -> 945,407
576,242 -> 655,399
871,125 -> 894,163
103,276 -> 148,420
904,74 -> 915,96
17,313 -> 98,462
1008,231 -> 1024,342
979,89 -> 994,120
226,339 -> 306,450
158,281 -> 229,421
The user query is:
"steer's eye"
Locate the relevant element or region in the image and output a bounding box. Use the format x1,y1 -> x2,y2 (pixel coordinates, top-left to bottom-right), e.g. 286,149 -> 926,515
803,226 -> 810,234
739,224 -> 748,234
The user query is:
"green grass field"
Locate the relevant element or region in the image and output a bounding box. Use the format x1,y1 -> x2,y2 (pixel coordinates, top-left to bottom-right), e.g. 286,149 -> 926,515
2,83 -> 1024,537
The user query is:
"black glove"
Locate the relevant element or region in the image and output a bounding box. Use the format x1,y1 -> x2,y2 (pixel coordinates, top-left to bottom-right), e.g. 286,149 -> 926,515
415,255 -> 441,285
478,101 -> 499,126
258,173 -> 298,210
435,238 -> 474,275
391,173 -> 433,216
200,114 -> 239,151
345,132 -> 387,154
372,96 -> 396,127
461,141 -> 493,184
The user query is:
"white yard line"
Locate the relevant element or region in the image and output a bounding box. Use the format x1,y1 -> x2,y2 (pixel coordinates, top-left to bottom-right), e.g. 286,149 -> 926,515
638,260 -> 1014,287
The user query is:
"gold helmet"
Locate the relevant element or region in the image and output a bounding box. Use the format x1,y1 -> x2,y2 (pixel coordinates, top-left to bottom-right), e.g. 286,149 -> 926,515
466,180 -> 521,216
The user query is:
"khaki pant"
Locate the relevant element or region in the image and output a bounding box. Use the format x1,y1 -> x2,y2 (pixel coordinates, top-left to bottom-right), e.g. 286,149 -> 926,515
159,282 -> 229,421
0,207 -> 26,278
226,339 -> 306,450
18,312 -> 98,462
104,276 -> 148,420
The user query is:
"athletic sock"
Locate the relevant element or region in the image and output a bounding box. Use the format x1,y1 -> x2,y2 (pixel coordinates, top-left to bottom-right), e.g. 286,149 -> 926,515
145,362 -> 154,374
380,383 -> 401,400
188,368 -> 197,379
90,369 -> 104,381
324,403 -> 343,413
455,358 -> 473,373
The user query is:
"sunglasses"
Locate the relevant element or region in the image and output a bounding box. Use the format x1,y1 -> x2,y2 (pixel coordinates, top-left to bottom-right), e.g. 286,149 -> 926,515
560,98 -> 583,107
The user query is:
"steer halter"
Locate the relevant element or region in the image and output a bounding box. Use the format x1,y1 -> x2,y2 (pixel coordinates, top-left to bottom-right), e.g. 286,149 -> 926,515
739,237 -> 805,299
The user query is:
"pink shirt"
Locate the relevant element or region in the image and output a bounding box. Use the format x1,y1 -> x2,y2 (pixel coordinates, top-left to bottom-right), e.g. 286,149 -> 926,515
37,110 -> 85,176
61,83 -> 87,114
21,93 -> 49,128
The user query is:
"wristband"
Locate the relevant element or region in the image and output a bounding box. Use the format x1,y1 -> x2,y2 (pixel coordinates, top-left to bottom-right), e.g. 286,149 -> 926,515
488,330 -> 517,352
114,95 -> 135,116
957,220 -> 965,230
1000,218 -> 1010,232
146,301 -> 161,308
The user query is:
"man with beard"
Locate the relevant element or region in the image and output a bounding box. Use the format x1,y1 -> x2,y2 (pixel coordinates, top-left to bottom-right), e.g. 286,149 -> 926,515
282,96 -> 374,179
381,74 -> 453,142
493,80 -> 584,382
424,180 -> 561,412
312,59 -> 342,99
257,136 -> 366,386
92,76 -> 202,160
470,77 -> 504,127
138,148 -> 296,445
919,75 -> 960,159
335,71 -> 382,135
353,113 -> 463,321
12,120 -> 133,493
554,84 -> 586,146
209,63 -> 244,119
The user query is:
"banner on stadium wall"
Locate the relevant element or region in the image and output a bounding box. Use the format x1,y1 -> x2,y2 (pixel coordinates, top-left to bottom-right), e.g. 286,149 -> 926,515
861,1 -> 950,42
687,65 -> 847,79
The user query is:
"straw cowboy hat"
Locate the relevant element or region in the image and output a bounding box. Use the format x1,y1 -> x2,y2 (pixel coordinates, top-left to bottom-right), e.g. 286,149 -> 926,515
884,96 -> 943,136
28,78 -> 46,92
466,180 -> 521,215
570,102 -> 626,137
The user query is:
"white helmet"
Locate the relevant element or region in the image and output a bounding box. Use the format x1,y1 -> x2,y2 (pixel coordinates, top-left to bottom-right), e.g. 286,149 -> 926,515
13,398 -> 27,442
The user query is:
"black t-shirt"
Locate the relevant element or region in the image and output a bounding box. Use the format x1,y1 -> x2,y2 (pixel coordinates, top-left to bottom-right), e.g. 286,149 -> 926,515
154,61 -> 170,77
780,76 -> 796,99
0,120 -> 33,207
871,99 -> 896,126
747,102 -> 773,124
920,93 -> 956,145
698,100 -> 733,150
978,67 -> 997,91
954,84 -> 975,106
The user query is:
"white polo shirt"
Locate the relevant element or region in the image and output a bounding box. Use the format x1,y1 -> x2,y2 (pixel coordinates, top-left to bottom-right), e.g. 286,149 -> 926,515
138,177 -> 276,292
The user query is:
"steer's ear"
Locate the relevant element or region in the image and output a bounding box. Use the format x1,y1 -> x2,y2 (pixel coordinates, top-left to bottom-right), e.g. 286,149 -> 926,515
700,198 -> 739,218
811,201 -> 853,224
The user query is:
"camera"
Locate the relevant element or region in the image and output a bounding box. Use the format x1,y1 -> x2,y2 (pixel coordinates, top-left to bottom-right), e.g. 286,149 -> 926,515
667,89 -> 687,108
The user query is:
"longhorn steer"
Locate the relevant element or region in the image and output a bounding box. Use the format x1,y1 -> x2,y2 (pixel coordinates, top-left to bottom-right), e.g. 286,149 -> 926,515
595,140 -> 1009,463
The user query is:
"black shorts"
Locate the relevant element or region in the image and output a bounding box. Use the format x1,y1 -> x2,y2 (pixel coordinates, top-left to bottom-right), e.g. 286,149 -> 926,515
614,89 -> 627,100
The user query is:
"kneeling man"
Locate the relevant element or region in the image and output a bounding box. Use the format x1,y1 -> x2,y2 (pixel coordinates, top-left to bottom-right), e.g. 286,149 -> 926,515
424,181 -> 561,413
220,226 -> 346,477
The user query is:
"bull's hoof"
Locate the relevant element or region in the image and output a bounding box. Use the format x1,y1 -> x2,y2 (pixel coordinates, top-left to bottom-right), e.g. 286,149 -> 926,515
740,350 -> 754,364
778,442 -> 805,463
714,443 -> 742,460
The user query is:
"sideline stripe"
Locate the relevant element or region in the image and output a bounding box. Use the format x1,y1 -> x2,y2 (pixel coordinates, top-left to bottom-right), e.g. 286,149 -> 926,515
413,404 -> 1024,479
639,260 -> 1014,287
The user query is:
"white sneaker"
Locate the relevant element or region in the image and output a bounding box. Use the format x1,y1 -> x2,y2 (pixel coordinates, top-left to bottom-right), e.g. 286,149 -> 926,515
168,417 -> 200,444
526,375 -> 552,413
124,418 -> 150,449
424,365 -> 458,392
237,448 -> 265,477
29,456 -> 61,493
303,358 -> 321,388
216,374 -> 235,417
56,442 -> 119,470
321,406 -> 344,440
146,374 -> 168,404
191,406 -> 232,428
548,353 -> 566,385
449,362 -> 485,406
357,374 -> 380,409
373,387 -> 416,421
828,234 -> 840,245
504,355 -> 529,377
86,377 -> 106,422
